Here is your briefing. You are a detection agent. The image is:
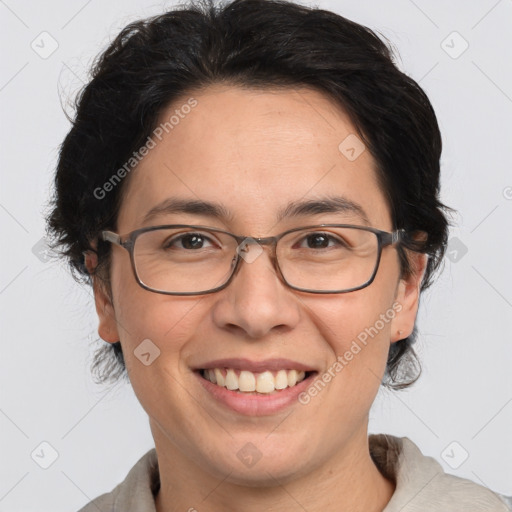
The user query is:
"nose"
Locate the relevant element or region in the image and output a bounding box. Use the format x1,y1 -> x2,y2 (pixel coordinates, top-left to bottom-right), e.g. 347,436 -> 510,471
210,243 -> 301,339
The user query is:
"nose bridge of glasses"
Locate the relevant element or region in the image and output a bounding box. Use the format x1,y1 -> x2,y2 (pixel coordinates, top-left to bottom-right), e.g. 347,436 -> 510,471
232,235 -> 279,272
236,234 -> 277,249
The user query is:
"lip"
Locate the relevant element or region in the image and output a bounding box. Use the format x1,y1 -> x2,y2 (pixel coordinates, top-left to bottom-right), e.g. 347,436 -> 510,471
194,368 -> 317,417
194,358 -> 317,373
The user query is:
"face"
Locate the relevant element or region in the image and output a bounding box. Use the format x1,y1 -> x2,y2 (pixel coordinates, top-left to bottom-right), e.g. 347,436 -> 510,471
92,85 -> 424,485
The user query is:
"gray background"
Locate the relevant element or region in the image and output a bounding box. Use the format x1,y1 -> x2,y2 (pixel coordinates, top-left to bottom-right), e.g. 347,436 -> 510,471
0,0 -> 511,510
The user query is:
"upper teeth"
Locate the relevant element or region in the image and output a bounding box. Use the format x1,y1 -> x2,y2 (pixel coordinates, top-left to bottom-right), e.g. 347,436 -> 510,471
203,368 -> 307,393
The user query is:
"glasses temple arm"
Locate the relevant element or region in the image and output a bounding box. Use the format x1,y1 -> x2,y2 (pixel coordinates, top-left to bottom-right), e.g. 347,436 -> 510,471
102,231 -> 121,245
392,228 -> 407,245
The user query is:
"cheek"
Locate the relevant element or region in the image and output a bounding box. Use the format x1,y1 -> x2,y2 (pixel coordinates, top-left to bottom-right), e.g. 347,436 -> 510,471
312,277 -> 398,357
115,293 -> 202,351
305,262 -> 400,396
110,259 -> 204,369
111,288 -> 207,425
320,298 -> 394,381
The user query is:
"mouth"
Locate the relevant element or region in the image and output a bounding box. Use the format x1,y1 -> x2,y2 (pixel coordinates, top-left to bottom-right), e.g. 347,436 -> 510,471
193,359 -> 318,416
199,368 -> 313,394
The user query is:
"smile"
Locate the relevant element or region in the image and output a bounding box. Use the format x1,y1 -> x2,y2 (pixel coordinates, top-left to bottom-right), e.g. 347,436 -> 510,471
194,358 -> 318,415
201,368 -> 308,394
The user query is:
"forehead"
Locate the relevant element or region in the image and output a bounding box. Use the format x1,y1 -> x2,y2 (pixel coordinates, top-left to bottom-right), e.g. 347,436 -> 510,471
118,85 -> 391,232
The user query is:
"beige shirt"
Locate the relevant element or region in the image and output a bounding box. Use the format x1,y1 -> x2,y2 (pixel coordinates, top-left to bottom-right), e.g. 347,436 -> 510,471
78,434 -> 511,511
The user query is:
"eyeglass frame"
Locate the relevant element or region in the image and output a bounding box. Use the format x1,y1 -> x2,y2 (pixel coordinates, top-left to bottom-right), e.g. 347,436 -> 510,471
101,223 -> 406,296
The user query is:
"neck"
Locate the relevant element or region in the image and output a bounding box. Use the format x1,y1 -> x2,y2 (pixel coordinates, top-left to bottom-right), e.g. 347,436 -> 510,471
153,425 -> 395,512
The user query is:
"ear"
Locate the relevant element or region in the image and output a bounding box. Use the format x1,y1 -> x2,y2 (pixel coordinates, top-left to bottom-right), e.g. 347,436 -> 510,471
84,251 -> 120,344
390,251 -> 427,343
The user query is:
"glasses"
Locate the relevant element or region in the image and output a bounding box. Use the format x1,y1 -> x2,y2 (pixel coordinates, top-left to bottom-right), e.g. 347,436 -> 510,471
101,224 -> 405,295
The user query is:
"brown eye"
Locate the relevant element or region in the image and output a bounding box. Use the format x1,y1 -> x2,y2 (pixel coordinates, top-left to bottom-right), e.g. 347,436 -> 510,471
164,233 -> 215,250
295,232 -> 347,250
305,233 -> 330,249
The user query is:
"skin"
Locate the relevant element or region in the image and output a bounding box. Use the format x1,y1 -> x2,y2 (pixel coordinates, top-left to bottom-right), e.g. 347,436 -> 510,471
87,85 -> 426,512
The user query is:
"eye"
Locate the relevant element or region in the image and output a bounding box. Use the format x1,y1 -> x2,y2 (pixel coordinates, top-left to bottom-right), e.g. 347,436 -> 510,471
296,232 -> 347,250
164,232 -> 216,250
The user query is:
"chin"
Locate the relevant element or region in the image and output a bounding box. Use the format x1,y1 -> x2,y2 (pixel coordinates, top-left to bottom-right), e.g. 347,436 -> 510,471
216,458 -> 312,488
200,434 -> 320,487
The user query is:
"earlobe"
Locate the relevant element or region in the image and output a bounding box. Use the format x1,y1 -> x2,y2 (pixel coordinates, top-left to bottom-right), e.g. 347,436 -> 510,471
83,250 -> 98,275
390,253 -> 427,343
94,278 -> 120,343
84,251 -> 120,344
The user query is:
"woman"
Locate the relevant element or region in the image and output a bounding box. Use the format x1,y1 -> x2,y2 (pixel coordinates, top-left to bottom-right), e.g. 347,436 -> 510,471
47,0 -> 510,510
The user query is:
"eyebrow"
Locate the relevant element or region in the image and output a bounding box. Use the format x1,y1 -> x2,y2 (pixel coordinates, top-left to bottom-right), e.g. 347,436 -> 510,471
142,198 -> 233,224
142,195 -> 370,225
276,196 -> 370,225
